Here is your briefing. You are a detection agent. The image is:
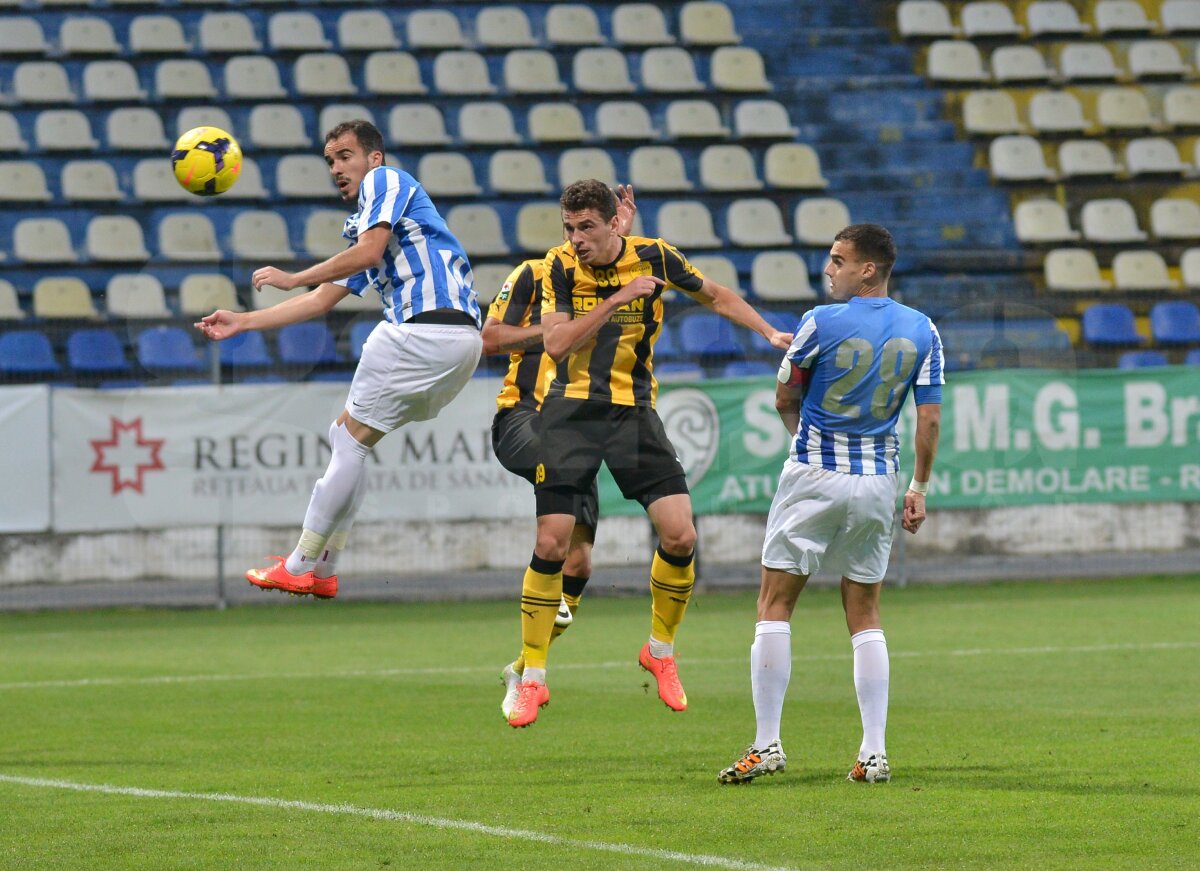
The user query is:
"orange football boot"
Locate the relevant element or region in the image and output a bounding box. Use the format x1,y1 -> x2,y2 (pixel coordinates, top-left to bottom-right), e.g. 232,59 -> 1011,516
245,556 -> 316,596
639,642 -> 687,711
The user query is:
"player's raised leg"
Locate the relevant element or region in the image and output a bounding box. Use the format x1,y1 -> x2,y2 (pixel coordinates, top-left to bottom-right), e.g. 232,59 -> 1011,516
640,493 -> 696,712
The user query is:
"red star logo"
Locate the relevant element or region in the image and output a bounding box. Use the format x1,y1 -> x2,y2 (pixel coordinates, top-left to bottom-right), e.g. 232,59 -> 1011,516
89,417 -> 166,495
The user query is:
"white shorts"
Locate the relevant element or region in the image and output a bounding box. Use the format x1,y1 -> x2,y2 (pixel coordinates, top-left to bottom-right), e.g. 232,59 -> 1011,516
346,321 -> 481,433
761,459 -> 899,583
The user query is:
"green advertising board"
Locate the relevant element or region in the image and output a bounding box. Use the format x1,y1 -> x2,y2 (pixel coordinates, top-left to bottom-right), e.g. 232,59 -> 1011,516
597,366 -> 1200,515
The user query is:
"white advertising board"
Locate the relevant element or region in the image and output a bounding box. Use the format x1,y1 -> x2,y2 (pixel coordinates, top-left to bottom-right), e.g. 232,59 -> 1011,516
0,385 -> 51,532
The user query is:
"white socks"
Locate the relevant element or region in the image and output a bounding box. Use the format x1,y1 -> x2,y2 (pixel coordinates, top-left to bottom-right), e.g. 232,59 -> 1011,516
851,628 -> 889,760
648,636 -> 674,659
751,621 -> 792,750
285,422 -> 371,576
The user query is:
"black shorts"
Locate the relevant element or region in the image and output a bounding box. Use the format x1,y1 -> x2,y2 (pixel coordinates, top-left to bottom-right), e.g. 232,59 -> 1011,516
491,404 -> 598,530
534,397 -> 688,518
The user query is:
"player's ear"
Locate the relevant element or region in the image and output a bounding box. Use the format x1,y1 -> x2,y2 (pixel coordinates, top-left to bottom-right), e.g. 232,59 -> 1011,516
369,149 -> 384,169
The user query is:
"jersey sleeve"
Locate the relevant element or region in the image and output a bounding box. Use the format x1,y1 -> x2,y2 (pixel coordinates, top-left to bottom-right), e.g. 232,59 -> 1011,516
777,309 -> 819,385
354,167 -> 414,235
333,271 -> 372,296
660,241 -> 705,295
913,320 -> 945,405
542,249 -> 575,317
487,262 -> 537,326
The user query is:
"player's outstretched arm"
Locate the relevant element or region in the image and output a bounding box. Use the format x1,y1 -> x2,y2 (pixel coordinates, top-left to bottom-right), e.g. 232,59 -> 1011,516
903,402 -> 941,534
251,226 -> 392,292
194,282 -> 350,341
481,317 -> 543,355
694,278 -> 792,350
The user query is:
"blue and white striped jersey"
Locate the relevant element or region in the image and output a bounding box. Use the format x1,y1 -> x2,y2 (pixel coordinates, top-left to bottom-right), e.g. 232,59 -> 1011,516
781,297 -> 944,475
336,166 -> 481,327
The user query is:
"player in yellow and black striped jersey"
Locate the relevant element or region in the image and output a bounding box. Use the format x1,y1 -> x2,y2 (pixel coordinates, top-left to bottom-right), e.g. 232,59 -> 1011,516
504,178 -> 794,728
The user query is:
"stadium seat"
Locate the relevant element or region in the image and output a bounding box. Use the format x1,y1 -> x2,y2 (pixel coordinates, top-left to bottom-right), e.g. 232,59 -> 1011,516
897,0 -> 959,37
159,213 -> 222,261
130,15 -> 191,54
276,155 -> 335,199
138,325 -> 205,371
1128,40 -> 1191,79
504,50 -> 568,94
338,11 -> 400,51
752,251 -> 818,301
388,104 -> 451,147
1094,1 -> 1154,35
488,150 -> 553,195
225,158 -> 268,201
629,146 -> 694,192
722,360 -> 776,378
527,103 -> 588,143
348,320 -> 376,360
223,57 -> 287,99
1014,199 -> 1079,243
989,136 -> 1056,181
1164,86 -> 1200,127
107,107 -> 170,151
417,153 -> 482,197
293,54 -> 356,97
106,274 -> 171,318
654,201 -> 722,248
179,273 -> 242,315
545,5 -> 605,46
248,104 -> 309,149
269,12 -> 330,51
1181,247 -> 1200,288
640,48 -> 704,94
406,10 -> 467,49
2,162 -> 52,202
0,17 -> 49,55
963,90 -> 1024,135
733,100 -> 799,138
1043,248 -> 1111,291
1187,349 -> 1200,366
218,331 -> 273,369
1080,198 -> 1148,243
33,277 -> 98,318
613,3 -> 675,46
1118,350 -> 1168,368
83,60 -> 147,102
199,12 -> 262,53
678,312 -> 743,357
960,1 -> 1024,36
0,331 -> 59,375
1026,1 -> 1090,36
665,100 -> 731,138
458,103 -> 521,145
446,205 -> 510,257
1096,88 -> 1159,131
726,199 -> 791,246
155,59 -> 218,99
1162,0 -> 1200,33
596,101 -> 659,140
14,218 -> 77,263
679,1 -> 741,45
764,143 -> 829,189
230,211 -> 296,259
277,322 -> 339,365
472,263 -> 517,306
434,51 -> 497,96
1150,197 -> 1200,240
0,280 -> 26,320
1029,91 -> 1091,134
516,203 -> 564,253
991,46 -> 1055,83
86,216 -> 150,263
1124,137 -> 1189,175
61,161 -> 121,202
476,7 -> 537,49
35,110 -> 99,151
0,112 -> 29,152
747,310 -> 801,352
1082,303 -> 1141,345
688,255 -> 740,294
1151,300 -> 1200,343
364,51 -> 426,96
68,328 -> 130,374
573,48 -> 636,93
303,210 -> 348,258
558,147 -> 617,186
1057,139 -> 1122,177
700,145 -> 763,191
1112,250 -> 1179,290
926,40 -> 989,83
1059,44 -> 1121,80
655,362 -> 704,382
710,47 -> 771,91
13,62 -> 76,104
794,198 -> 852,246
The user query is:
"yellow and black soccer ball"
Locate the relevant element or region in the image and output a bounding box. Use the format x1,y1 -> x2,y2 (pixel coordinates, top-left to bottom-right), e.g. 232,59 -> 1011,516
171,126 -> 242,196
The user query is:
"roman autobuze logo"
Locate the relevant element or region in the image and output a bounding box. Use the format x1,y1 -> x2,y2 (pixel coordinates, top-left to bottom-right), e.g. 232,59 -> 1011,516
657,389 -> 719,486
89,417 -> 166,495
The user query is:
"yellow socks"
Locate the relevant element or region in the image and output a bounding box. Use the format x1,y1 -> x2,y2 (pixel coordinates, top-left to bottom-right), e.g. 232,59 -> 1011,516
519,555 -> 564,671
515,574 -> 587,673
650,546 -> 695,645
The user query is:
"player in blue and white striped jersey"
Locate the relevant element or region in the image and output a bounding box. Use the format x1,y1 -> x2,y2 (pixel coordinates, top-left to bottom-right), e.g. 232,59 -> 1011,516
196,120 -> 482,600
719,224 -> 944,786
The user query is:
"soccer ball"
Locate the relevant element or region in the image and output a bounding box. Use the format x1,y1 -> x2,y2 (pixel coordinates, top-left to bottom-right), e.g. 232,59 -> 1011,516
171,126 -> 242,196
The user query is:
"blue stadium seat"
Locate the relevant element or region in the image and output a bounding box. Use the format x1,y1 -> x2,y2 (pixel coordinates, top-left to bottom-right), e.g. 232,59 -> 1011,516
137,326 -> 205,371
653,323 -> 683,361
747,309 -> 801,352
1081,304 -> 1141,346
655,361 -> 705,382
308,370 -> 354,382
1150,301 -> 1200,345
721,360 -> 776,378
349,320 -> 375,360
0,330 -> 59,375
677,312 -> 744,357
218,331 -> 273,367
1186,349 -> 1200,366
277,322 -> 339,365
67,328 -> 130,373
1118,350 -> 1169,369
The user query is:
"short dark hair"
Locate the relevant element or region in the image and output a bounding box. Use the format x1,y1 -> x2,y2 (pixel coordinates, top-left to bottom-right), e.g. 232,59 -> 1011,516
324,120 -> 385,158
833,223 -> 897,278
560,178 -> 617,222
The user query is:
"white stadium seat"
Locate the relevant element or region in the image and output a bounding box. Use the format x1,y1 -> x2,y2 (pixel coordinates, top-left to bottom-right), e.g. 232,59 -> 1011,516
1151,197 -> 1200,239
0,17 -> 49,55
665,100 -> 730,138
1059,44 -> 1121,80
1028,91 -> 1091,134
388,104 -> 452,147
640,47 -> 704,92
106,274 -> 171,318
1161,0 -> 1200,33
1094,1 -> 1154,35
680,1 -> 741,45
15,62 -> 77,104
33,277 -> 97,317
223,57 -> 287,100
558,147 -> 617,186
654,201 -> 722,248
1124,137 -> 1189,175
960,1 -> 1023,37
62,160 -> 123,201
276,155 -> 336,199
794,198 -> 851,246
0,112 -> 29,152
446,205 -> 510,257
230,210 -> 296,260
85,216 -> 150,262
304,210 -> 350,258
268,12 -> 331,51
180,274 -> 242,315
15,219 -> 78,263
475,7 -> 538,49
1112,251 -> 1179,290
433,51 -> 497,95
488,150 -> 553,195
159,213 -> 222,261
710,47 -> 771,91
963,90 -> 1023,135
504,50 -> 568,94
1128,41 -> 1192,79
527,103 -> 588,143
293,54 -> 356,97
155,59 -> 218,99
1080,198 -> 1148,243
545,5 -> 605,46
1057,140 -> 1123,178
629,146 -> 694,192
199,13 -> 262,53
416,152 -> 482,197
458,102 -> 521,145
726,199 -> 791,246
337,11 -> 400,51
752,251 -> 818,301
596,101 -> 659,140
106,107 -> 170,151
129,15 -> 191,54
991,46 -> 1055,83
59,17 -> 121,55
572,48 -> 636,93
612,3 -> 675,46
2,162 -> 52,202
249,104 -> 310,149
897,0 -> 959,37
365,52 -> 427,96
35,110 -> 99,151
990,135 -> 1056,182
764,142 -> 829,189
926,40 -> 989,83
406,10 -> 467,49
1026,1 -> 1089,36
734,100 -> 799,138
699,144 -> 763,191
1096,88 -> 1159,131
1014,199 -> 1079,243
1043,248 -> 1110,291
516,203 -> 566,253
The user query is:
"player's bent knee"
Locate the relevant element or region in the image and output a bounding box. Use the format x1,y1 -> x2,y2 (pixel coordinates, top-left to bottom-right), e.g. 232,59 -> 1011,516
658,525 -> 697,557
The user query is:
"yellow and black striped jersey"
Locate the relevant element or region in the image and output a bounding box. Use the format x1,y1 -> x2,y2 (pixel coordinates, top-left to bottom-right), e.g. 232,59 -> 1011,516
541,235 -> 706,408
486,259 -> 556,411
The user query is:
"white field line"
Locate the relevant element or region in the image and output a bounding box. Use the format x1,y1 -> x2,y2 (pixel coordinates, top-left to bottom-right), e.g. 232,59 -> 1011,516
0,774 -> 798,871
0,640 -> 1196,692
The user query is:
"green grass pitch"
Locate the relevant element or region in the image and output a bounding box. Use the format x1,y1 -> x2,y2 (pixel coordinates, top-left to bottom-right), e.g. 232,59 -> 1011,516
0,576 -> 1196,870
